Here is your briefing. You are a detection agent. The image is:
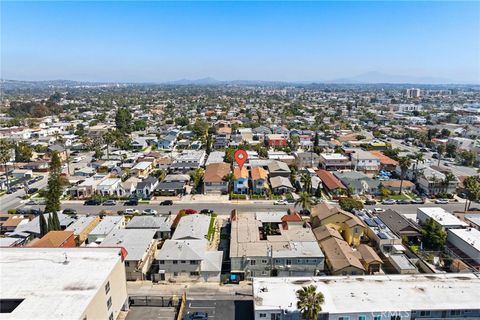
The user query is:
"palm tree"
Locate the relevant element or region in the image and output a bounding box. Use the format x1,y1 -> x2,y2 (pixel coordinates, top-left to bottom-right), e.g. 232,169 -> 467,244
442,172 -> 456,194
103,131 -> 115,160
0,139 -> 13,191
464,176 -> 480,211
301,173 -> 312,194
224,173 -> 235,194
296,285 -> 325,320
295,191 -> 313,212
398,156 -> 412,195
413,152 -> 424,180
436,144 -> 446,167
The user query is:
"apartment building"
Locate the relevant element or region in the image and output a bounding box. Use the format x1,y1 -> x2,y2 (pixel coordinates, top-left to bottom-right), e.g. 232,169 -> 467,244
230,211 -> 324,279
318,153 -> 351,171
253,274 -> 480,320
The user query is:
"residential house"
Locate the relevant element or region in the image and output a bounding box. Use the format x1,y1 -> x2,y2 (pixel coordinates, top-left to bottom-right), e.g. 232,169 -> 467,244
87,216 -> 126,244
318,153 -> 351,171
233,166 -> 249,194
369,151 -> 398,172
333,171 -> 381,195
417,167 -> 459,195
266,134 -> 287,147
356,243 -> 383,274
347,148 -> 381,173
126,216 -> 172,239
66,215 -> 101,245
169,150 -> 206,173
204,162 -> 231,194
136,176 -> 159,198
9,213 -> 74,239
270,176 -> 294,194
376,210 -> 421,242
251,167 -> 269,195
294,151 -> 321,168
131,161 -> 153,178
381,179 -> 416,193
230,211 -> 324,279
157,134 -> 177,149
417,207 -> 468,230
100,229 -> 157,281
310,202 -> 366,247
267,160 -> 291,178
28,231 -> 76,248
96,178 -> 122,196
315,169 -> 346,195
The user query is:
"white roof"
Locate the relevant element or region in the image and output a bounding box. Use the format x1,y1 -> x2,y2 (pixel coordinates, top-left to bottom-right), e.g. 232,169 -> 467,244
66,216 -> 97,235
417,207 -> 468,227
320,153 -> 349,160
0,248 -> 124,319
132,161 -> 151,170
89,216 -> 124,237
465,214 -> 480,227
448,228 -> 480,252
253,274 -> 480,314
100,229 -> 156,261
172,214 -> 210,240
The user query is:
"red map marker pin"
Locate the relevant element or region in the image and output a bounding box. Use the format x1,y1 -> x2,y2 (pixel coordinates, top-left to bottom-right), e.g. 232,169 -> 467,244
234,149 -> 248,169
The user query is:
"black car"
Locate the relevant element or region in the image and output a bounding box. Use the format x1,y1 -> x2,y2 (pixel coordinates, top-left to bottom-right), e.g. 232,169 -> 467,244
396,199 -> 411,205
62,208 -> 77,215
468,207 -> 480,211
84,199 -> 101,206
27,188 -> 39,194
28,179 -> 36,185
124,199 -> 139,206
160,200 -> 173,206
410,198 -> 425,204
364,199 -> 377,205
200,209 -> 214,214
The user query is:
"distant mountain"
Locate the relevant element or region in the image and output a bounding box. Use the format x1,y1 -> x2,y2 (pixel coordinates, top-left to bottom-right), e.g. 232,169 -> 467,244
330,71 -> 458,84
167,77 -> 222,85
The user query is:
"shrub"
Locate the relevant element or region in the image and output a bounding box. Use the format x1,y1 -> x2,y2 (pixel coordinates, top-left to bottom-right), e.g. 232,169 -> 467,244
339,197 -> 364,212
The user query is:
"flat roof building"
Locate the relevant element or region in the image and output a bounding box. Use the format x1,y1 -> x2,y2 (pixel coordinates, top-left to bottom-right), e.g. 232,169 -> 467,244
0,248 -> 128,320
417,207 -> 468,229
253,274 -> 480,320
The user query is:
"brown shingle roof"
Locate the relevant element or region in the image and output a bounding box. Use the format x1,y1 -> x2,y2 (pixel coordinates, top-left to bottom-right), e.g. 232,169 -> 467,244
204,163 -> 231,183
357,244 -> 383,264
320,236 -> 365,273
369,151 -> 398,166
316,169 -> 345,190
233,167 -> 248,179
28,231 -> 74,248
251,167 -> 268,181
381,179 -> 415,188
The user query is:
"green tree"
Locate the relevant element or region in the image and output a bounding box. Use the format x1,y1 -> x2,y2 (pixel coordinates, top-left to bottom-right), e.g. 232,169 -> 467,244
398,156 -> 412,194
421,218 -> 447,250
14,141 -> 33,162
436,144 -> 446,167
459,150 -> 476,167
314,132 -> 319,147
205,132 -> 212,155
445,144 -> 456,158
39,213 -> 48,237
190,168 -> 204,194
103,131 -> 115,160
296,285 -> 325,320
464,176 -> 480,211
0,139 -> 13,191
442,172 -> 456,194
339,197 -> 364,212
51,211 -> 61,231
115,108 -> 133,134
174,116 -> 189,127
412,152 -> 424,180
301,173 -> 312,194
295,191 -> 314,211
44,152 -> 63,213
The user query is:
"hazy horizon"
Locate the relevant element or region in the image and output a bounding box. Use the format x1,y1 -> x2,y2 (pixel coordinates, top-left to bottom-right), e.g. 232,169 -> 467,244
1,1 -> 479,84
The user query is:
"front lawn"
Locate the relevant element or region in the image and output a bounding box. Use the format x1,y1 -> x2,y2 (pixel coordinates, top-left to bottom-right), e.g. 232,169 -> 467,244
385,194 -> 410,200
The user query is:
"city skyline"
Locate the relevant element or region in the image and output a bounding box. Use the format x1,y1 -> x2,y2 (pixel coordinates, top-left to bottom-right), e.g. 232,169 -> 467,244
1,1 -> 479,83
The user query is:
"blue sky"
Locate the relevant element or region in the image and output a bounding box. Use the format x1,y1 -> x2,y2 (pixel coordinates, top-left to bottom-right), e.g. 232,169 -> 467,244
1,1 -> 479,83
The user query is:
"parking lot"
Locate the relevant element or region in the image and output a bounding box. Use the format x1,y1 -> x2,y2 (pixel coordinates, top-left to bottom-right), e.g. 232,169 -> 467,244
183,300 -> 253,320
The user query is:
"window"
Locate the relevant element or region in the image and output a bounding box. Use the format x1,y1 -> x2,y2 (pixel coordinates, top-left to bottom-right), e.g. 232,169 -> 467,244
173,272 -> 178,277
250,260 -> 256,266
274,259 -> 282,264
190,260 -> 198,265
106,297 -> 112,309
450,310 -> 462,316
261,259 -> 268,264
261,271 -> 268,276
0,299 -> 25,313
125,261 -> 129,267
108,313 -> 113,320
358,316 -> 366,320
374,316 -> 381,320
173,260 -> 178,264
286,259 -> 292,265
259,314 -> 267,318
159,260 -> 165,264
105,282 -> 110,294
181,260 -> 186,264
338,317 -> 350,320
390,316 -> 400,320
420,311 -> 431,317
190,272 -> 199,276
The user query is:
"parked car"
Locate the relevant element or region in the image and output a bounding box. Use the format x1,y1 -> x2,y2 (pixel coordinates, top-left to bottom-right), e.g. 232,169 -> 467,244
25,199 -> 38,205
27,179 -> 36,185
184,312 -> 209,320
396,199 -> 411,205
124,208 -> 140,215
410,198 -> 425,204
382,199 -> 396,205
184,208 -> 198,215
84,199 -> 101,205
273,200 -> 288,205
364,199 -> 377,205
102,200 -> 117,206
468,207 -> 480,211
200,209 -> 214,214
373,208 -> 385,213
224,274 -> 240,284
124,199 -> 139,206
435,199 -> 449,204
27,188 -> 39,195
142,208 -> 158,215
62,208 -> 77,215
299,209 -> 310,216
160,200 -> 173,206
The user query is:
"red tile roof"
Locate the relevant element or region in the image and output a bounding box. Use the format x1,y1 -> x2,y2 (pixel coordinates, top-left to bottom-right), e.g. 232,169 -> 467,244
316,169 -> 345,190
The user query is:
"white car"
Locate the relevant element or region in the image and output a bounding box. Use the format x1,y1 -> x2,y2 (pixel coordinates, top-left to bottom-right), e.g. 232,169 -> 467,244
435,199 -> 449,204
124,208 -> 139,215
273,200 -> 288,205
373,208 -> 385,213
72,156 -> 84,163
142,208 -> 158,215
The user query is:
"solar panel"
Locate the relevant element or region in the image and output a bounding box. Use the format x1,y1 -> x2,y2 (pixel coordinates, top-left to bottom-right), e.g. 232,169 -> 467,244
373,217 -> 385,226
378,232 -> 388,239
365,219 -> 378,227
